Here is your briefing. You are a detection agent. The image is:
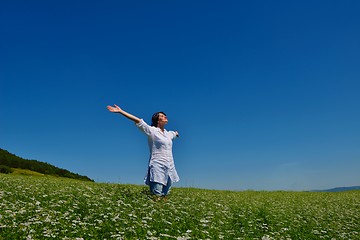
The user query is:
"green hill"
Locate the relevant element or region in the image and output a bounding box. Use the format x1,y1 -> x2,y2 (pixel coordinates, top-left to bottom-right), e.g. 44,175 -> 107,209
0,148 -> 93,182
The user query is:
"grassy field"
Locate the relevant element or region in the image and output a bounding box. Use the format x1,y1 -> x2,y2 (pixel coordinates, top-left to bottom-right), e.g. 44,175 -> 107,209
10,168 -> 45,176
0,174 -> 359,240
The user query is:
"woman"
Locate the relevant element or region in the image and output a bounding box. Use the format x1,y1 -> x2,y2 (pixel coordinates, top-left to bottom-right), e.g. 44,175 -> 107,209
107,104 -> 180,199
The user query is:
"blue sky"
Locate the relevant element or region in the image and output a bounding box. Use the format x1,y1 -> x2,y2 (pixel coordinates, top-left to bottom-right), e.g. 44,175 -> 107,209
1,1 -> 359,191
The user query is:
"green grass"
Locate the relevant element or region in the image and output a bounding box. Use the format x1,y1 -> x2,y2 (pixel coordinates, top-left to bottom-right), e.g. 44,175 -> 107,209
0,174 -> 359,240
11,168 -> 45,176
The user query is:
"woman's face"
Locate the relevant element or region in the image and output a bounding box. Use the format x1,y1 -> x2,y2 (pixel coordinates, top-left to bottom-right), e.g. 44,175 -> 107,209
157,113 -> 168,125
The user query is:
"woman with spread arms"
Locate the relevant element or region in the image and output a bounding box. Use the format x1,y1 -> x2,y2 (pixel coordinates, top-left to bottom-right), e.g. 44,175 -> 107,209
107,104 -> 180,200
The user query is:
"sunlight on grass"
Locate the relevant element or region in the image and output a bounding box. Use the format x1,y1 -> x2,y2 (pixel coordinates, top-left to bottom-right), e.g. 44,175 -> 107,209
11,168 -> 45,176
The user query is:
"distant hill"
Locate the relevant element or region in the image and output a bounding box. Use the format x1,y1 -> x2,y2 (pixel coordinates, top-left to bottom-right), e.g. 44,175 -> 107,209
312,186 -> 360,192
0,148 -> 93,182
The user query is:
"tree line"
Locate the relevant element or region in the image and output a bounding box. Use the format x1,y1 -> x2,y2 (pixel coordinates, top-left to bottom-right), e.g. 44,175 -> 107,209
0,148 -> 93,182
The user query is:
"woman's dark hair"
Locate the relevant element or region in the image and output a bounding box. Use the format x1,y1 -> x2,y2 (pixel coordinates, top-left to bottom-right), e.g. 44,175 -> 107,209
151,112 -> 166,127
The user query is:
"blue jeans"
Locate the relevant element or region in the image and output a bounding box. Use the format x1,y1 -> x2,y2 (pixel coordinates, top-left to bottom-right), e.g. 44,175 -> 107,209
149,177 -> 172,196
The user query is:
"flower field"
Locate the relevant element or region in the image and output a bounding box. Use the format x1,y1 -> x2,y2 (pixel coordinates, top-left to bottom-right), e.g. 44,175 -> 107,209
0,174 -> 359,240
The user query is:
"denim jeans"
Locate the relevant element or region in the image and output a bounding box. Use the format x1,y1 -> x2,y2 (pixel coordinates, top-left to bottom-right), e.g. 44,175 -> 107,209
149,177 -> 172,196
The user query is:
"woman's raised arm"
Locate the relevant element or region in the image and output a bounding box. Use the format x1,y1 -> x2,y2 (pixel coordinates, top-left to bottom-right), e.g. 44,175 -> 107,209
107,104 -> 141,123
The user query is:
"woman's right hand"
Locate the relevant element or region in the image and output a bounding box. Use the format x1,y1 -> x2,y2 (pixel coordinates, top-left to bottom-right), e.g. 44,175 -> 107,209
107,104 -> 122,113
107,104 -> 141,123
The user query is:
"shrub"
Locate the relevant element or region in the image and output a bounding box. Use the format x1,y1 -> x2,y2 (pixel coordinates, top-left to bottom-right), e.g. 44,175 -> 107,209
0,165 -> 13,174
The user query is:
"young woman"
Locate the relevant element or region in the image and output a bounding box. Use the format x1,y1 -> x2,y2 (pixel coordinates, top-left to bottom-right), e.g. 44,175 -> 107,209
107,104 -> 180,199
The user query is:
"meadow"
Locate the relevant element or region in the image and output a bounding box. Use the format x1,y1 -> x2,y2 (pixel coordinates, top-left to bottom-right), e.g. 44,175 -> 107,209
0,174 -> 359,240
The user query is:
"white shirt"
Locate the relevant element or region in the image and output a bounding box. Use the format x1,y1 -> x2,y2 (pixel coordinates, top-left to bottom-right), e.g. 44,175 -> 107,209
136,119 -> 180,186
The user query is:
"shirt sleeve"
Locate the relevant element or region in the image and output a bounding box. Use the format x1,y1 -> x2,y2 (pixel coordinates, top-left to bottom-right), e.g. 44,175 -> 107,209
135,119 -> 153,136
169,131 -> 178,140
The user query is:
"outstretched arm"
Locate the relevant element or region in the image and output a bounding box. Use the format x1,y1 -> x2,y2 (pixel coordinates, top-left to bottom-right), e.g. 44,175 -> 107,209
107,104 -> 141,123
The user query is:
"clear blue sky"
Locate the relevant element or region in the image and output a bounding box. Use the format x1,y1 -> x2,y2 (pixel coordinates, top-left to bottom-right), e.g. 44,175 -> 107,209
1,1 -> 359,191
